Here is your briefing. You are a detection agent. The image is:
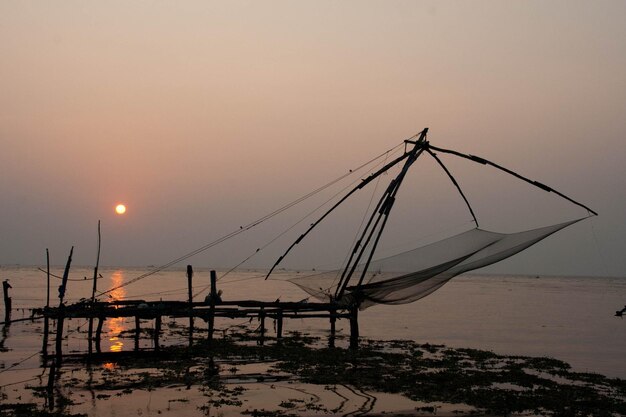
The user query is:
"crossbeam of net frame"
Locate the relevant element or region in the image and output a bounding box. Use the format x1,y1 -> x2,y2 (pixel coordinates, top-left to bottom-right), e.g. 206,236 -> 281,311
266,130 -> 597,298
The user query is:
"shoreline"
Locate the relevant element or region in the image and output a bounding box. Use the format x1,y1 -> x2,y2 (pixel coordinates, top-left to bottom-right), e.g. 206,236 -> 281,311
1,321 -> 625,417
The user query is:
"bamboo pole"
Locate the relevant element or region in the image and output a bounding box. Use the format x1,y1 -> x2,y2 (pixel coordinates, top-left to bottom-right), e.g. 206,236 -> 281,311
339,131 -> 427,299
187,265 -> 193,347
46,249 -> 51,307
54,313 -> 65,364
57,247 -> 73,305
47,359 -> 56,410
154,315 -> 161,351
276,309 -> 283,341
329,307 -> 336,348
134,316 -> 140,351
2,280 -> 11,324
259,307 -> 265,346
208,270 -> 216,343
42,249 -> 50,357
349,305 -> 359,350
88,221 -> 101,356
95,317 -> 104,353
55,246 -> 73,364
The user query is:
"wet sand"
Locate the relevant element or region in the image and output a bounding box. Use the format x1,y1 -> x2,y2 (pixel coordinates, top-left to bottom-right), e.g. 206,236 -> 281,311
1,267 -> 625,415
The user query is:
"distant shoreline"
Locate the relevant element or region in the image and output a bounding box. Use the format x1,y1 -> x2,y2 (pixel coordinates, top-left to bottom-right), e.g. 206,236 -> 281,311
1,264 -> 624,280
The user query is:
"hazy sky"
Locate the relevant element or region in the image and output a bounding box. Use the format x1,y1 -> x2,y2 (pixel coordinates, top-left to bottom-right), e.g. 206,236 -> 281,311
1,1 -> 625,277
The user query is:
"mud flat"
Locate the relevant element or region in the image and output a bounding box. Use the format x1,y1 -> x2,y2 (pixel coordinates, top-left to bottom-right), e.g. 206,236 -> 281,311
1,324 -> 625,417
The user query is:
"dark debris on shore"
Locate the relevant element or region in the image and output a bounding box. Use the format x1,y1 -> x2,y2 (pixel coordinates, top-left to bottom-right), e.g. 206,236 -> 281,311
2,330 -> 625,417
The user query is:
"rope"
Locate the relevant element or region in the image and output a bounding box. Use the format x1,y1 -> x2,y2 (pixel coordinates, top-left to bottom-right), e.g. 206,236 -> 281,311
428,144 -> 598,216
0,316 -> 44,326
265,142 -> 416,280
332,148 -> 393,289
192,148 -> 403,299
125,287 -> 190,299
214,274 -> 267,285
97,141 -> 405,298
426,148 -> 479,226
0,376 -> 42,388
0,351 -> 40,375
37,268 -> 99,282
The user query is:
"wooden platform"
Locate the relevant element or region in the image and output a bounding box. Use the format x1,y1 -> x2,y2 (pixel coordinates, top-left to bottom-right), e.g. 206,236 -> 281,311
37,298 -> 358,361
32,265 -> 361,365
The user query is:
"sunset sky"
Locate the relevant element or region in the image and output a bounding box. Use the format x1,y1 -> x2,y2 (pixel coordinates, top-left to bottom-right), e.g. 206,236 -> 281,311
1,1 -> 625,277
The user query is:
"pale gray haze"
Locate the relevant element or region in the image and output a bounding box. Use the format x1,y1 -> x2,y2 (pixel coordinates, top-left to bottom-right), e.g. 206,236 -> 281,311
1,1 -> 625,277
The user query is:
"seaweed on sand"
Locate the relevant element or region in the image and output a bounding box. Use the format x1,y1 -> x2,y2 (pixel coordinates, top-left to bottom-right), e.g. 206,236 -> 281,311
17,331 -> 626,416
0,403 -> 86,417
269,339 -> 626,416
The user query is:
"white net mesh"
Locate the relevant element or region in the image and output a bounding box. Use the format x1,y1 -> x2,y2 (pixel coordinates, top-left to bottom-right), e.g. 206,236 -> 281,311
289,218 -> 583,309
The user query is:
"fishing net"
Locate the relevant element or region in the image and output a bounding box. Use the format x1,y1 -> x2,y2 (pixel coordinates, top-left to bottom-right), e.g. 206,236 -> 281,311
289,218 -> 583,309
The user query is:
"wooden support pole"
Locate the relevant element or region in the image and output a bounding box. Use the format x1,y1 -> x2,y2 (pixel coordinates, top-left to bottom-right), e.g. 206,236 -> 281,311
134,316 -> 140,351
208,270 -> 217,343
43,317 -> 49,357
95,317 -> 104,353
42,249 -> 50,357
58,247 -> 73,306
154,316 -> 161,351
207,315 -> 214,343
259,307 -> 265,346
88,221 -> 101,356
329,307 -> 337,348
2,280 -> 11,324
276,309 -> 283,341
55,247 -> 73,364
349,305 -> 359,350
187,265 -> 193,347
210,269 -> 218,300
87,319 -> 93,356
46,249 -> 51,308
47,359 -> 56,410
55,309 -> 65,364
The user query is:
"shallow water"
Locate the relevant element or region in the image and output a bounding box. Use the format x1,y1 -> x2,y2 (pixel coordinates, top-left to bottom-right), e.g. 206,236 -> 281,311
1,266 -> 624,378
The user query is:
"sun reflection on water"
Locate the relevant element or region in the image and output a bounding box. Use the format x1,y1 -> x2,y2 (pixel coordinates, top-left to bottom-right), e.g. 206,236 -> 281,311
103,362 -> 116,370
106,271 -> 127,353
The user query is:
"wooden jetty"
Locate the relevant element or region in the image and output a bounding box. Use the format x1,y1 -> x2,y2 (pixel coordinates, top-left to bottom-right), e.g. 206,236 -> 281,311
36,267 -> 358,363
40,298 -> 355,352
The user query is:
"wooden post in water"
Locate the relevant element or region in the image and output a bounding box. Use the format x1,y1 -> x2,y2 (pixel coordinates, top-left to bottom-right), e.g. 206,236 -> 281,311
208,270 -> 217,343
88,221 -> 101,356
46,249 -> 51,310
187,265 -> 193,348
329,307 -> 336,348
154,315 -> 161,351
42,249 -> 50,357
2,280 -> 12,324
95,316 -> 104,353
259,307 -> 265,346
58,247 -> 72,306
349,305 -> 359,350
276,310 -> 283,342
55,247 -> 73,364
54,307 -> 65,364
134,316 -> 140,351
47,359 -> 56,410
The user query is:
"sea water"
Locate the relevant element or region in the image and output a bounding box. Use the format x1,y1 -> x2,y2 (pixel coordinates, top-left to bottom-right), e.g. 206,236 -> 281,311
1,266 -> 625,378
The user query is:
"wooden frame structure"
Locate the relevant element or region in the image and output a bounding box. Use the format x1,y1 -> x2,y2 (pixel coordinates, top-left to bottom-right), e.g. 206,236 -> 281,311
37,267 -> 359,364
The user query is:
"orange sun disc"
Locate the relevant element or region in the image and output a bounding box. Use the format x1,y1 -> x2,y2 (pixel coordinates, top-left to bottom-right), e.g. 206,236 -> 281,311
115,204 -> 126,215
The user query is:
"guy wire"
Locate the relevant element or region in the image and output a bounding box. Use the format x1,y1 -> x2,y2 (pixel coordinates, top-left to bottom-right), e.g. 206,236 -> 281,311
97,141 -> 406,297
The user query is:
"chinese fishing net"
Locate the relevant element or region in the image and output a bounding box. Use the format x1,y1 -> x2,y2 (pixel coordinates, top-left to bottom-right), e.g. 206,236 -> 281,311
288,218 -> 583,309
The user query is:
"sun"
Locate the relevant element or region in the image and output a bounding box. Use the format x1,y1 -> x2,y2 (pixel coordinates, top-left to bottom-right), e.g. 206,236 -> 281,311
115,204 -> 127,215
